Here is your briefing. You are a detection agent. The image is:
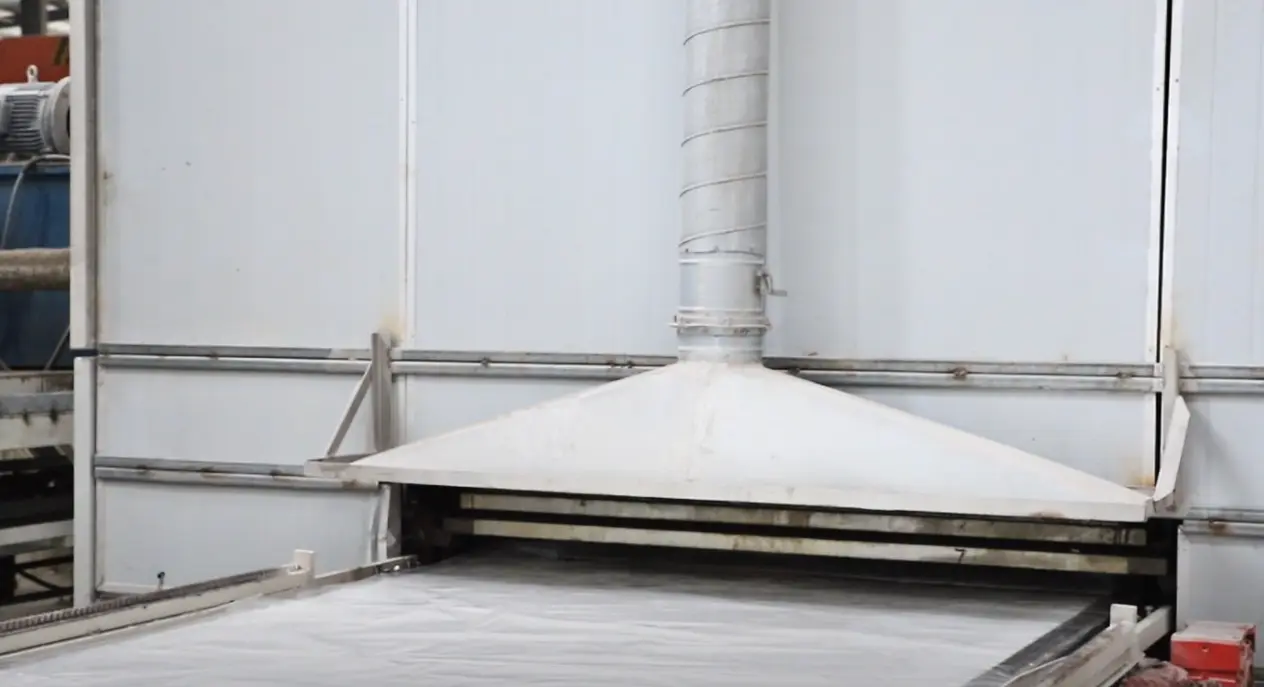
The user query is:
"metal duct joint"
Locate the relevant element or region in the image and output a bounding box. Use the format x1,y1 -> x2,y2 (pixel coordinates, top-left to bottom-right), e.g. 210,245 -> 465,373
677,0 -> 771,364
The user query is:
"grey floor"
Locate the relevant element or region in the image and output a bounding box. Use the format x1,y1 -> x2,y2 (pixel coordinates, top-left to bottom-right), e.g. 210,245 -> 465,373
2,550 -> 1098,686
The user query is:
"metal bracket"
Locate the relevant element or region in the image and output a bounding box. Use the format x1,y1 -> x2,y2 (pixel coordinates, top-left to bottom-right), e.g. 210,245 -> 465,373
324,330 -> 396,458
757,269 -> 787,297
1153,346 -> 1189,515
318,331 -> 401,559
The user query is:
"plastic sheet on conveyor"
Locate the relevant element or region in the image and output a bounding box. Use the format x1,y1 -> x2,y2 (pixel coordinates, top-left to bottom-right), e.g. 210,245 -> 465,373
3,550 -> 1103,686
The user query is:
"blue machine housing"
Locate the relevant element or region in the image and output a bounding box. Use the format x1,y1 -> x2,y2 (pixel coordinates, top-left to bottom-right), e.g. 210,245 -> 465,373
0,163 -> 69,370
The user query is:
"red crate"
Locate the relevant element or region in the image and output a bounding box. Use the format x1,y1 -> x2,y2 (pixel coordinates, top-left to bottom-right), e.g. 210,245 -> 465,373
1170,622 -> 1255,687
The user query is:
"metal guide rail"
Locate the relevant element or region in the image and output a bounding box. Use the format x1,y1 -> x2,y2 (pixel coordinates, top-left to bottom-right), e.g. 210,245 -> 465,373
0,551 -> 418,658
0,548 -> 1169,686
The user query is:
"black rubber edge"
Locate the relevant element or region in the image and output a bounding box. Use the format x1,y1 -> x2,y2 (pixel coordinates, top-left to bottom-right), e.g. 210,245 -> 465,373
961,600 -> 1111,687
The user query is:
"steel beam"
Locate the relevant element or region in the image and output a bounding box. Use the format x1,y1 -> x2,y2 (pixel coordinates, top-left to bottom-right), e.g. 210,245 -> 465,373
93,465 -> 377,492
94,344 -> 1264,394
459,492 -> 1149,546
447,518 -> 1167,576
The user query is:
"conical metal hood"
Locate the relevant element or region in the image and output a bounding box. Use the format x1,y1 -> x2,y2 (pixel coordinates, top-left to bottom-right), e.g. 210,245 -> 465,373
342,361 -> 1150,522
333,1 -> 1153,524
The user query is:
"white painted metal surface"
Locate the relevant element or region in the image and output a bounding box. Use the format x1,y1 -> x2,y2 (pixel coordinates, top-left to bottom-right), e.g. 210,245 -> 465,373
94,482 -> 375,592
77,0 -> 404,594
1177,522 -> 1264,632
349,362 -> 1152,521
405,377 -> 1159,487
1165,0 -> 1264,665
80,0 -> 1178,598
1169,0 -> 1264,513
2,550 -> 1106,686
677,0 -> 772,363
765,0 -> 1163,365
96,368 -> 372,466
343,0 -> 1159,523
94,0 -> 401,349
410,0 -> 1163,363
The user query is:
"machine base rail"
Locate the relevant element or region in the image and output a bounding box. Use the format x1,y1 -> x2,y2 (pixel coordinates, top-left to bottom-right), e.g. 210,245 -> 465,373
1020,605 -> 1172,686
964,602 -> 1111,686
0,551 -> 314,657
0,552 -> 419,661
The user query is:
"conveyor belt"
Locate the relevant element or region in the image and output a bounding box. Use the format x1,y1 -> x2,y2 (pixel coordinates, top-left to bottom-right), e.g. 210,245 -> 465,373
2,550 -> 1107,686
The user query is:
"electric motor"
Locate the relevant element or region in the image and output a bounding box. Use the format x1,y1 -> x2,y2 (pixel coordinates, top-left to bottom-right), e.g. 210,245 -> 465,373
0,68 -> 69,156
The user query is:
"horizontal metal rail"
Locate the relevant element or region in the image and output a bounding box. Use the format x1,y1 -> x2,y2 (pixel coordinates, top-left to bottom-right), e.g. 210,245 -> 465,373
447,518 -> 1167,576
1183,508 -> 1264,525
95,456 -> 307,477
1181,519 -> 1264,539
98,344 -> 374,360
93,464 -> 378,492
92,344 -> 1264,394
99,355 -> 368,375
459,493 -> 1149,546
97,355 -> 1154,393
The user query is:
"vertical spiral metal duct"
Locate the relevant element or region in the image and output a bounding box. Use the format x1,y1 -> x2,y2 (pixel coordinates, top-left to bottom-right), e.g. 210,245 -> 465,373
677,0 -> 772,364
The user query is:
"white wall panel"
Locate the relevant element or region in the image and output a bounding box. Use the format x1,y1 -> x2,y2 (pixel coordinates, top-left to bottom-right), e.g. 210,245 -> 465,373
766,0 -> 1162,362
96,0 -> 402,348
1169,0 -> 1264,366
97,482 -> 377,591
404,377 -> 592,440
410,0 -> 682,355
1183,396 -> 1264,513
410,0 -> 1161,363
86,0 -> 1176,596
97,367 -> 373,465
1168,0 -> 1264,516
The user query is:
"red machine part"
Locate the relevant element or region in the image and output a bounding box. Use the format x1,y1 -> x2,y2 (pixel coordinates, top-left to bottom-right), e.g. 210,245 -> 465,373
1169,621 -> 1256,687
0,35 -> 68,84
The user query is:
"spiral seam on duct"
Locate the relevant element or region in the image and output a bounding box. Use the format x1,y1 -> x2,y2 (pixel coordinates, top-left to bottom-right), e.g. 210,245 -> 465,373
676,0 -> 771,363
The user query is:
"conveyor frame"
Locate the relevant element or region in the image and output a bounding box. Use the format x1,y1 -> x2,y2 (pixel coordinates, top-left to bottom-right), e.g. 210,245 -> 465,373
0,549 -> 1170,686
0,370 -> 73,606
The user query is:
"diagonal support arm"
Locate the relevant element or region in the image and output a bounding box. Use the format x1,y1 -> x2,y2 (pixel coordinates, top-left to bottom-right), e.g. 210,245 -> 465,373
324,330 -> 397,458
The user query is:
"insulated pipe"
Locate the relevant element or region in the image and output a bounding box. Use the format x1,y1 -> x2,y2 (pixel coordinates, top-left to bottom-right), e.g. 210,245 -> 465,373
677,0 -> 771,364
0,247 -> 69,291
